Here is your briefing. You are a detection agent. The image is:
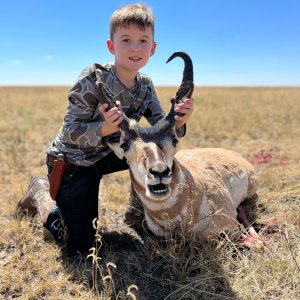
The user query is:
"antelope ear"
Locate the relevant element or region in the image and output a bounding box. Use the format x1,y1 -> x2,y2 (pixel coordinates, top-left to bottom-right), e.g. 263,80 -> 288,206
107,142 -> 125,160
175,123 -> 186,139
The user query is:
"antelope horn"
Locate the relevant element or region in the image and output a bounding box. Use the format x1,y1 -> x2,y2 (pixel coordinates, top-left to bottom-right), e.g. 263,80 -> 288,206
165,51 -> 194,125
92,64 -> 130,131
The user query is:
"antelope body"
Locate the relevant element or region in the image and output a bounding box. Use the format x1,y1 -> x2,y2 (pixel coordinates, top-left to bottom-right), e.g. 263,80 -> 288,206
106,52 -> 260,242
149,147 -> 258,239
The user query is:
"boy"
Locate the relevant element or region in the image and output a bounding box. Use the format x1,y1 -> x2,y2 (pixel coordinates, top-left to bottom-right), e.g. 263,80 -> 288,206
18,3 -> 194,257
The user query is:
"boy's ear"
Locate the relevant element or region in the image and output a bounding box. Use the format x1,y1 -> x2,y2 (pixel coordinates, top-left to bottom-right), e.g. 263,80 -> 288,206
107,39 -> 115,55
150,41 -> 157,57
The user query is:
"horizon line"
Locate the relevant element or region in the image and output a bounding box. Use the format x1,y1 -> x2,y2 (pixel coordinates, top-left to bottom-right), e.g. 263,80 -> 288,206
1,84 -> 299,88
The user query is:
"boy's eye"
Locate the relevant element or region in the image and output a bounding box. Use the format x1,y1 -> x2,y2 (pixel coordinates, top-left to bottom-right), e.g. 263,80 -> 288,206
141,39 -> 148,43
122,39 -> 130,43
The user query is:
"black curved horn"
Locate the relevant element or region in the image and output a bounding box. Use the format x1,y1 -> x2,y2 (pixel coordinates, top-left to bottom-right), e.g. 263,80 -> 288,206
92,64 -> 130,131
165,51 -> 194,125
166,51 -> 194,88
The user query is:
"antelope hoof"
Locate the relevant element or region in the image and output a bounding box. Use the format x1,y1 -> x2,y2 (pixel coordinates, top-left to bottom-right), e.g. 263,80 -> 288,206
239,226 -> 266,248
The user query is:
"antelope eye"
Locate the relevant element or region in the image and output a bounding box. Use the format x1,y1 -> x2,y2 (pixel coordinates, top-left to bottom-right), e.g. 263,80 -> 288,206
120,142 -> 130,152
172,138 -> 179,147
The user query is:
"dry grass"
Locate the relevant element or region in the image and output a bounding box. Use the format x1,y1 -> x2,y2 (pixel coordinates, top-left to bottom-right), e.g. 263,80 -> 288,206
0,86 -> 300,299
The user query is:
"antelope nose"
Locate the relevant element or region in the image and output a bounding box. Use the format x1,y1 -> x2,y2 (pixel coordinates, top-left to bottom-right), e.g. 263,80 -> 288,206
149,166 -> 172,180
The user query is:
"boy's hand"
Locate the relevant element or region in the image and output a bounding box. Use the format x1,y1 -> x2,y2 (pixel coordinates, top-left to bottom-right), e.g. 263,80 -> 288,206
99,101 -> 123,137
174,98 -> 194,129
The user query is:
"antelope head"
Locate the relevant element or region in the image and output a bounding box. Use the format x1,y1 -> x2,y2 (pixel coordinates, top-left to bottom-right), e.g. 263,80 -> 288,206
108,52 -> 194,201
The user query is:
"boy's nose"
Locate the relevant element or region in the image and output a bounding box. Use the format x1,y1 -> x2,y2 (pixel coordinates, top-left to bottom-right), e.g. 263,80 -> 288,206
131,42 -> 141,51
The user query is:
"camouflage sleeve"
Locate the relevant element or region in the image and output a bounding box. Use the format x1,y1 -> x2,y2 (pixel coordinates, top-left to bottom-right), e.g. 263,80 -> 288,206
60,74 -> 105,148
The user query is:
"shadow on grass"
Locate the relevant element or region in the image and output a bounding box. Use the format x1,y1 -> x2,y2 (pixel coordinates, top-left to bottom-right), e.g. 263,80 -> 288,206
63,210 -> 238,300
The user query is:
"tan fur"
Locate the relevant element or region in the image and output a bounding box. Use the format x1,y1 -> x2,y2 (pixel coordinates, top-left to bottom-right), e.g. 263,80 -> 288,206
130,147 -> 258,240
108,120 -> 258,241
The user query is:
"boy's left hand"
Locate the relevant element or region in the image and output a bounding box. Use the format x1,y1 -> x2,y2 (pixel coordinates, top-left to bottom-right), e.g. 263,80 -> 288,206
174,98 -> 194,128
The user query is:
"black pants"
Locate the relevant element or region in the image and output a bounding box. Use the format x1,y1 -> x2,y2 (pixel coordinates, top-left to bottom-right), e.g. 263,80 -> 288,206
45,152 -> 128,257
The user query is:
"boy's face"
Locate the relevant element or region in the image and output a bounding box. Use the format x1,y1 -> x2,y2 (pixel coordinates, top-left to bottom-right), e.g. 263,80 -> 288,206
107,24 -> 156,75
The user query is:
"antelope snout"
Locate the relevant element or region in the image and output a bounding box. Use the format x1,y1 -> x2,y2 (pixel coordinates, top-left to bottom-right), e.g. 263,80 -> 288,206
148,164 -> 172,181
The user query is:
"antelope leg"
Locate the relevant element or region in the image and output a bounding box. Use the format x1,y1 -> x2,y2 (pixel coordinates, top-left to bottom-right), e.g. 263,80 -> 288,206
237,203 -> 264,245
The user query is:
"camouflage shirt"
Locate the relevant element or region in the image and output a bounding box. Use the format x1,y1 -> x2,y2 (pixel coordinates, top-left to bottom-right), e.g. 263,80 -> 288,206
47,63 -> 185,166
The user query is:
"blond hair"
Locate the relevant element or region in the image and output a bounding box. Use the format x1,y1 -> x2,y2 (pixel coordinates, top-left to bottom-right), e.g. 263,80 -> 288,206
110,3 -> 155,40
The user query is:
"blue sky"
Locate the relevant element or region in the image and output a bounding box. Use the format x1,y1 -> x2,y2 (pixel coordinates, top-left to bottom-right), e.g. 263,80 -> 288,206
1,0 -> 299,86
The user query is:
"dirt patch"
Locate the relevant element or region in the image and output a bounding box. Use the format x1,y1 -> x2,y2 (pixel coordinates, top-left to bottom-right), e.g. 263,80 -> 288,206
249,149 -> 293,165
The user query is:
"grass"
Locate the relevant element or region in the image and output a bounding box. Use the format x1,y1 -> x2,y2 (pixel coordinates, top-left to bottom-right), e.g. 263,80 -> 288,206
0,86 -> 300,299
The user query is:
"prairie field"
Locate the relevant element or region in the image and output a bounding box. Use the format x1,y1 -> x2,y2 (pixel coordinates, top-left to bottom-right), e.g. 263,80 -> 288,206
0,86 -> 300,299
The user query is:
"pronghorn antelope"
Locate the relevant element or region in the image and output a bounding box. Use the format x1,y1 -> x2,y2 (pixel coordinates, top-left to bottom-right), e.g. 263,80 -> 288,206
102,52 -> 262,244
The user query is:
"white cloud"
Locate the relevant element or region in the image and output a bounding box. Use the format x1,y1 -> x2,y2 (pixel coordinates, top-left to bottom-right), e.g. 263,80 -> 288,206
45,54 -> 53,61
12,60 -> 22,66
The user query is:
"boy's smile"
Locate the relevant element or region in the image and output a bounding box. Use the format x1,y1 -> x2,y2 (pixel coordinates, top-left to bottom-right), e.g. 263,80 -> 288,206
107,24 -> 156,88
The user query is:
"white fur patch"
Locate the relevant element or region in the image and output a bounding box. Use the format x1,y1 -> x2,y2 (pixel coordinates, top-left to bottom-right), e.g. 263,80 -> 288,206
227,171 -> 249,207
144,213 -> 166,236
149,204 -> 188,235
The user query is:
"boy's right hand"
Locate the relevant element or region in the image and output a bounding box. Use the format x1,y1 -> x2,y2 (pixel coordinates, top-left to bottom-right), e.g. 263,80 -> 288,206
99,101 -> 123,137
